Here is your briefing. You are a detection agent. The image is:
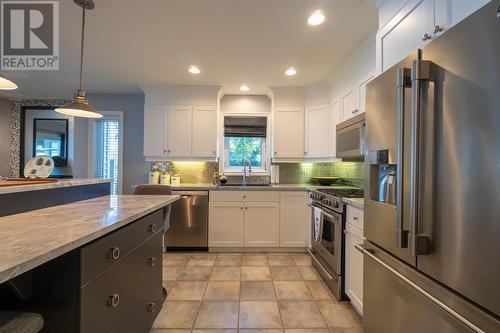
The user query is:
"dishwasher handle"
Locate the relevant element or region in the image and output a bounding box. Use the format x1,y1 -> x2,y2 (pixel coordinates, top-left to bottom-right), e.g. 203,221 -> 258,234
172,191 -> 209,196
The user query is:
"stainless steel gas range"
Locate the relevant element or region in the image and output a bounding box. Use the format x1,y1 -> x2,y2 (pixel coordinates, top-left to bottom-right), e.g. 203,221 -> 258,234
308,188 -> 363,300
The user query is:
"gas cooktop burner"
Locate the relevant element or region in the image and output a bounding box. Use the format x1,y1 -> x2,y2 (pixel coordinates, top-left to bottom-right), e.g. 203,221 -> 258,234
317,188 -> 364,198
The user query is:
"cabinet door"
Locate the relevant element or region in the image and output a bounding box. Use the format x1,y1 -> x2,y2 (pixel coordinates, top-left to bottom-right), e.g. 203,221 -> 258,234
244,202 -> 280,247
376,0 -> 435,72
192,105 -> 217,157
340,87 -> 358,121
273,107 -> 304,159
305,104 -> 331,158
345,223 -> 365,315
209,202 -> 244,247
435,0 -> 489,35
166,105 -> 192,157
279,192 -> 308,247
330,99 -> 341,157
144,105 -> 166,156
357,73 -> 375,115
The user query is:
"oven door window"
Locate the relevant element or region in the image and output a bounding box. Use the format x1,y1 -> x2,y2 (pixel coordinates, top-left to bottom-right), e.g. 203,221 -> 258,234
320,216 -> 337,256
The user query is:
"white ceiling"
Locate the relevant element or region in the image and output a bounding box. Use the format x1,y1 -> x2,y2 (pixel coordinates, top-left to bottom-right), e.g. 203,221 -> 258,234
2,0 -> 378,98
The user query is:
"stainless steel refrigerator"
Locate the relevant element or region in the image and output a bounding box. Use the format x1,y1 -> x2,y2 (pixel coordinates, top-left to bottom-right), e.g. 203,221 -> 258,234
359,1 -> 500,332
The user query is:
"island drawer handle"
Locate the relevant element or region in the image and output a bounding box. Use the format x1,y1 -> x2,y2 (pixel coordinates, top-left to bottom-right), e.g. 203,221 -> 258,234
147,302 -> 156,313
148,257 -> 156,267
109,247 -> 120,260
107,294 -> 120,308
148,224 -> 157,233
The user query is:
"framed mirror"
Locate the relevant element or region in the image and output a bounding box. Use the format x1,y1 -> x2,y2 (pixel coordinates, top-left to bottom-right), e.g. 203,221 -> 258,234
32,118 -> 68,167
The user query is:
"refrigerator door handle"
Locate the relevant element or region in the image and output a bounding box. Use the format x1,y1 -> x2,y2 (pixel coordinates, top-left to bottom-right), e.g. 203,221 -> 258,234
409,53 -> 434,256
355,244 -> 485,333
396,68 -> 411,249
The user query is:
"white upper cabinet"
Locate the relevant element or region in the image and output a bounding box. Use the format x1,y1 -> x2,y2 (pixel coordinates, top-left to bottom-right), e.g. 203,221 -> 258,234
357,72 -> 375,115
272,106 -> 304,159
305,103 -> 331,158
166,105 -> 192,157
376,0 -> 489,73
144,104 -> 167,156
330,99 -> 341,157
340,87 -> 358,121
192,105 -> 217,157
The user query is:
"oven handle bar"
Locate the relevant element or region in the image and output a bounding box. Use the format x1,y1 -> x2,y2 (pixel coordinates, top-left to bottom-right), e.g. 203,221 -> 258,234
355,244 -> 484,333
307,203 -> 334,219
307,248 -> 334,281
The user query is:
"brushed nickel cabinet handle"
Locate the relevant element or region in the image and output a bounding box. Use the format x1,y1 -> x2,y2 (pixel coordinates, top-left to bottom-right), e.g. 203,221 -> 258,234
109,247 -> 120,260
353,216 -> 359,221
148,224 -> 157,233
433,25 -> 444,33
422,33 -> 432,41
147,302 -> 156,313
107,294 -> 120,308
148,257 -> 156,267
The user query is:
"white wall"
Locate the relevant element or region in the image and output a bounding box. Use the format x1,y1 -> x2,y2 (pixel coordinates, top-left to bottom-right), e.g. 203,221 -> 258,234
270,87 -> 304,107
220,95 -> 271,114
304,82 -> 330,107
328,34 -> 376,102
142,85 -> 221,106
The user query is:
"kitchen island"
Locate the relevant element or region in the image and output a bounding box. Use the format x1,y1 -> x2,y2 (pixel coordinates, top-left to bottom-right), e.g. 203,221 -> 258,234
0,194 -> 179,332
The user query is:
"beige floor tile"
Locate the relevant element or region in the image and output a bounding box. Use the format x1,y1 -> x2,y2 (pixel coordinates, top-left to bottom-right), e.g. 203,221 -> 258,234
240,281 -> 276,300
270,267 -> 303,281
187,255 -> 216,267
164,254 -> 190,267
305,280 -> 334,300
298,266 -> 320,280
241,266 -> 272,281
274,281 -> 312,300
328,329 -> 364,333
317,301 -> 363,329
163,280 -> 177,294
203,281 -> 240,301
278,301 -> 327,329
164,266 -> 185,281
178,267 -> 213,281
267,255 -> 295,267
291,254 -> 312,267
167,281 -> 207,301
152,301 -> 200,329
239,301 -> 283,329
284,330 -> 330,333
150,329 -> 192,333
242,254 -> 269,266
194,301 -> 239,329
210,267 -> 241,281
240,330 -> 284,333
192,330 -> 237,333
214,255 -> 242,267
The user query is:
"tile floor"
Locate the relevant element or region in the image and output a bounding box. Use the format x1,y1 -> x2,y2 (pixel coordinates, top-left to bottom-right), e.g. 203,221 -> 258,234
151,252 -> 363,333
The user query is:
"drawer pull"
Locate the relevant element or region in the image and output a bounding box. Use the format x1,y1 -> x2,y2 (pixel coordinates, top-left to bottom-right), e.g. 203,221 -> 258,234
148,256 -> 156,267
109,247 -> 120,260
147,302 -> 157,313
353,217 -> 359,221
148,224 -> 157,233
107,294 -> 120,308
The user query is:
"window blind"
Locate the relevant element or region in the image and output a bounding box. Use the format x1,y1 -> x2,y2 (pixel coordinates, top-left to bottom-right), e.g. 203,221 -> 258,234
89,116 -> 121,194
224,116 -> 267,137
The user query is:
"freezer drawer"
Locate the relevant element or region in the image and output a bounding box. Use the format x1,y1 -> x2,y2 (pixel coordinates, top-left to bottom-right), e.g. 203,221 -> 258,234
359,242 -> 500,333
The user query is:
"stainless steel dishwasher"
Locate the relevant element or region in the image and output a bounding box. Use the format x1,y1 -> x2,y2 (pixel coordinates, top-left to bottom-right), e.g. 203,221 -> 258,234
165,191 -> 208,250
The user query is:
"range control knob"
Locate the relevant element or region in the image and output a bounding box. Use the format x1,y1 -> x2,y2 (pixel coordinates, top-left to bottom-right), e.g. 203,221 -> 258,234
333,201 -> 339,208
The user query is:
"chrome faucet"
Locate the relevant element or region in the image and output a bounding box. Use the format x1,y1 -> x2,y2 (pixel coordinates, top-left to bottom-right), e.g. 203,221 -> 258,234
242,158 -> 252,186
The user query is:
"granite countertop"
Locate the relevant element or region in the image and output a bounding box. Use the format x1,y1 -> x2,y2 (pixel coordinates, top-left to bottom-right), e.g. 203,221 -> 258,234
0,178 -> 112,195
0,194 -> 179,284
343,197 -> 364,210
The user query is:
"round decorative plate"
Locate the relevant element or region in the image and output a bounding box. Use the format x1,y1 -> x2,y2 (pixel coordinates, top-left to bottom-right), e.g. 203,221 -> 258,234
23,156 -> 55,178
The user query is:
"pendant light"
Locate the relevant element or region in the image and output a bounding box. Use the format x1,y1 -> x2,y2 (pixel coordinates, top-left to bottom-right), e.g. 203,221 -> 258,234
56,0 -> 101,118
0,75 -> 18,90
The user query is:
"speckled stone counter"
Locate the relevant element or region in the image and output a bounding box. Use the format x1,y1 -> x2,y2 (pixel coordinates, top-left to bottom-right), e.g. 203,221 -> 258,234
343,197 -> 364,210
0,194 -> 179,284
0,178 -> 111,195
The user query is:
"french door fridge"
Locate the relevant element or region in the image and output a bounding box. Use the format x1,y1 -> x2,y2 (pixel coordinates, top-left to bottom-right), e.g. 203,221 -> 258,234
359,1 -> 500,332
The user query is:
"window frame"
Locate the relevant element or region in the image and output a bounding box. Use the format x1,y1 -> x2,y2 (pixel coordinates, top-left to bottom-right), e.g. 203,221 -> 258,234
220,114 -> 271,175
87,111 -> 124,194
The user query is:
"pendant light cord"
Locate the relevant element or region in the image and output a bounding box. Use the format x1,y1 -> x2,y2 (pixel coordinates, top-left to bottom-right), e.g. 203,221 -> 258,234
79,5 -> 86,91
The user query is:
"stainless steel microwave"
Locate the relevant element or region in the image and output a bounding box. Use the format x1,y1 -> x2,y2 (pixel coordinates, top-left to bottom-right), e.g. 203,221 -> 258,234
336,113 -> 365,160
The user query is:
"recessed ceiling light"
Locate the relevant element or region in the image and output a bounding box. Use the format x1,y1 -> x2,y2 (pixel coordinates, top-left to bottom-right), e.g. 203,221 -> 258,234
188,65 -> 201,74
285,67 -> 297,76
240,84 -> 249,92
308,10 -> 325,26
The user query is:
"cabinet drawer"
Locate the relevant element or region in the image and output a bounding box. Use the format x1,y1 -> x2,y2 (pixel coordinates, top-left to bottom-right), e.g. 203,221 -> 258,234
244,191 -> 279,202
109,270 -> 163,333
346,205 -> 364,230
80,232 -> 162,333
210,190 -> 245,202
80,209 -> 163,285
210,190 -> 279,202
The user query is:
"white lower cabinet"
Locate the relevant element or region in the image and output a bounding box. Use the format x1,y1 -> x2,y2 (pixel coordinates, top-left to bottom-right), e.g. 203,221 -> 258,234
279,192 -> 309,247
244,202 -> 280,247
208,202 -> 244,247
345,221 -> 365,315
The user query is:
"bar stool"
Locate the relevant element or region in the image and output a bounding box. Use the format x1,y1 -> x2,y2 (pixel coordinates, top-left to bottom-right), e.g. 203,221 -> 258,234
0,311 -> 43,333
